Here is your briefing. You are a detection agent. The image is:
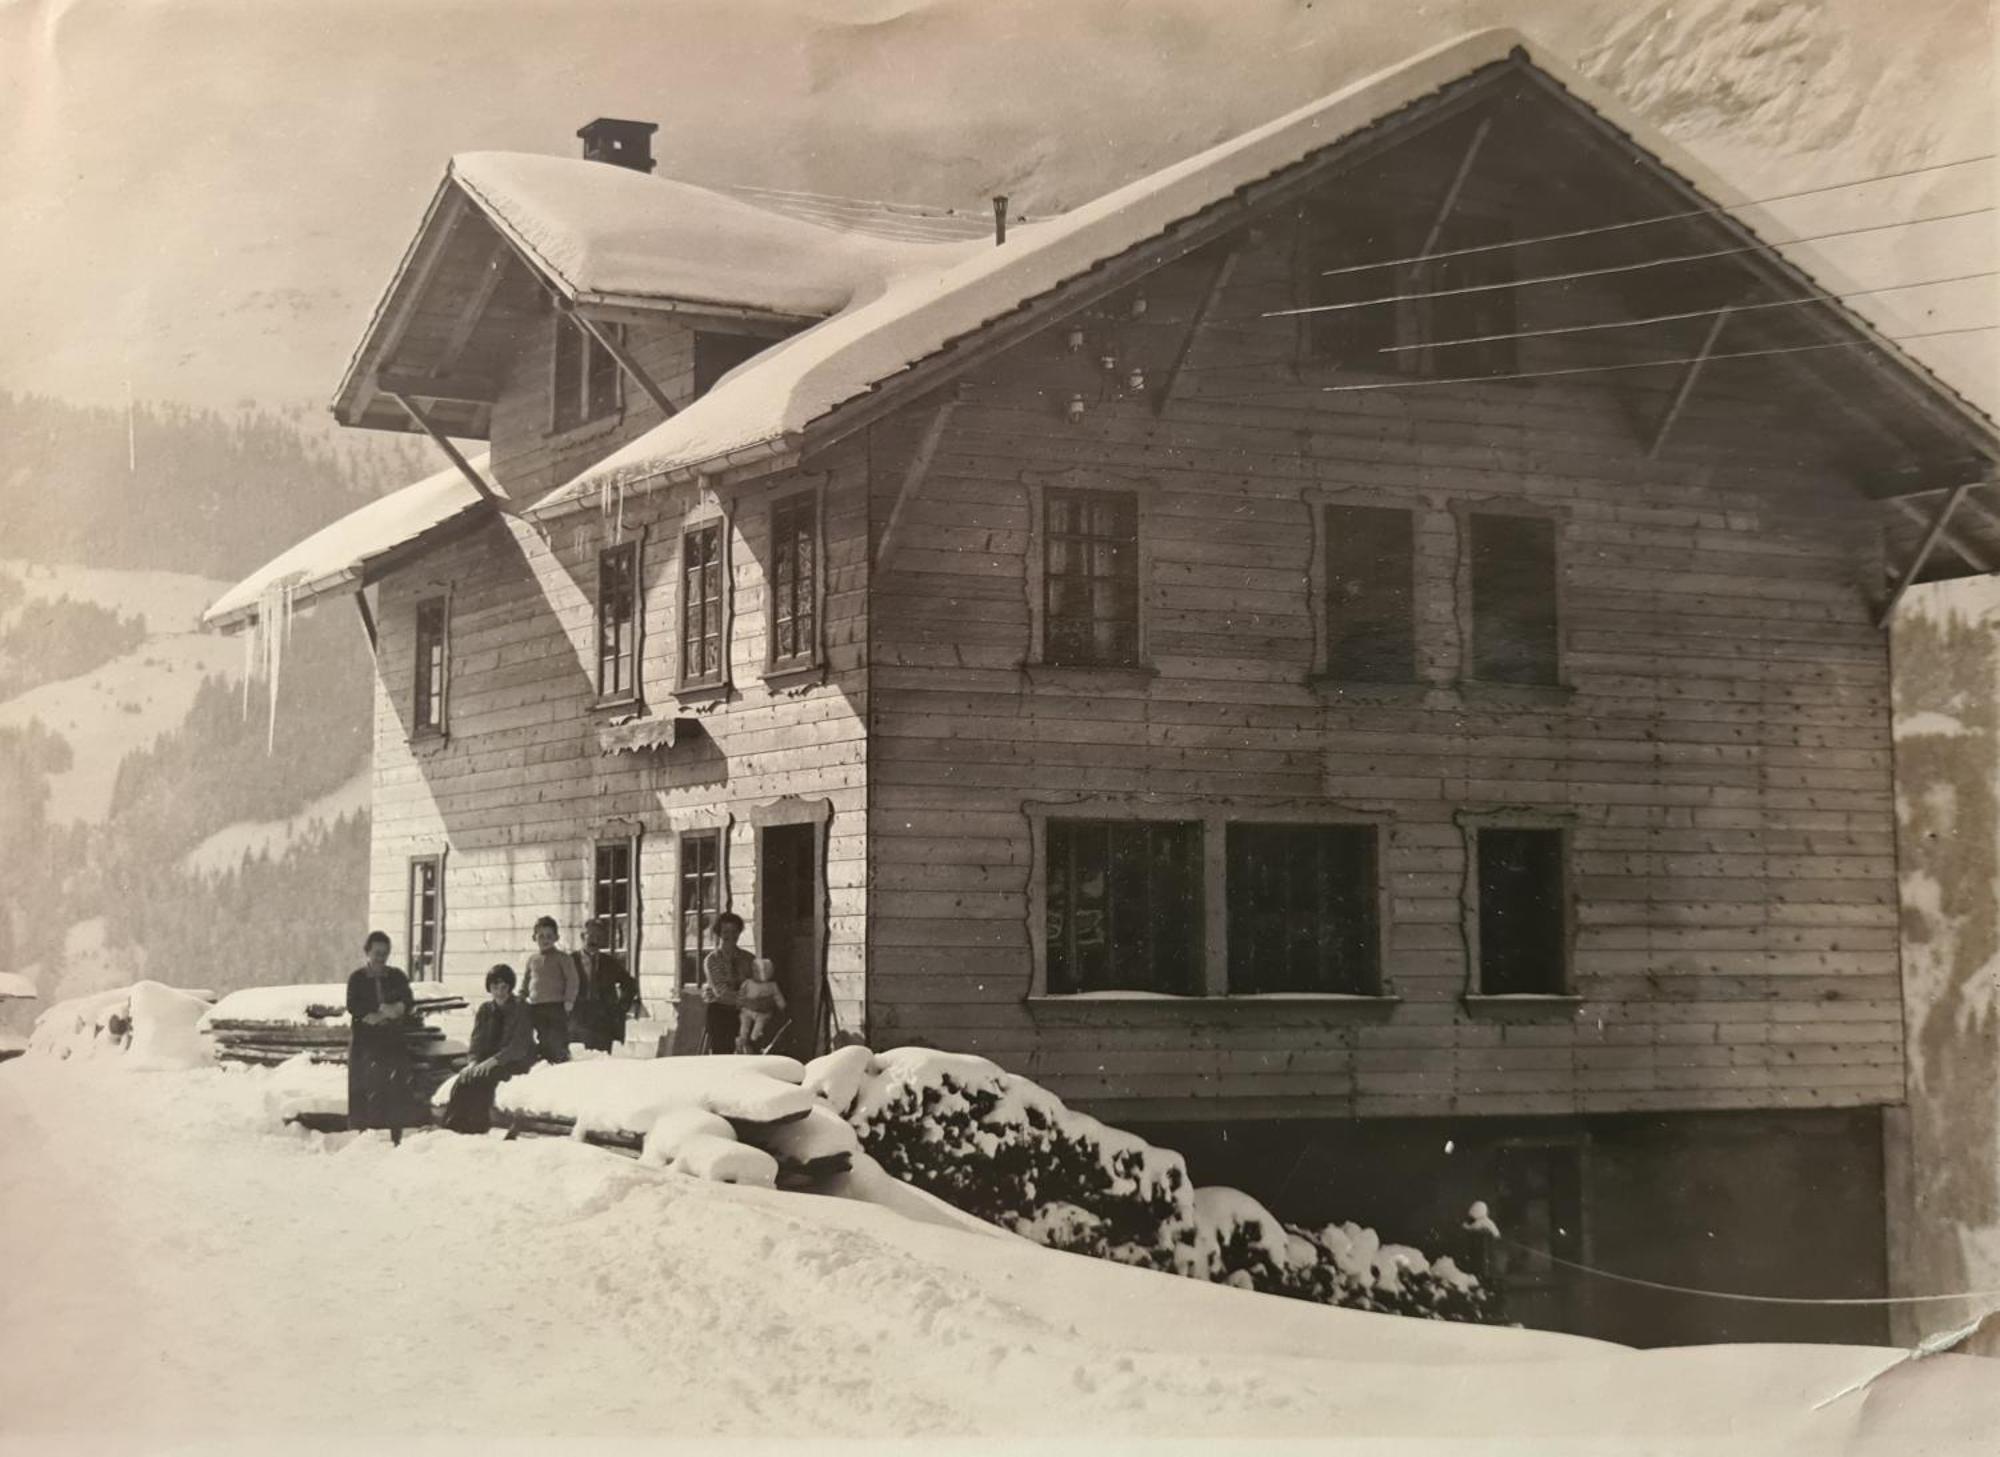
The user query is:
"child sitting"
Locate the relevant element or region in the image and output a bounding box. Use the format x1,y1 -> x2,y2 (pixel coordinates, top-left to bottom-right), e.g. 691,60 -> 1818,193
735,958 -> 786,1053
440,964 -> 536,1135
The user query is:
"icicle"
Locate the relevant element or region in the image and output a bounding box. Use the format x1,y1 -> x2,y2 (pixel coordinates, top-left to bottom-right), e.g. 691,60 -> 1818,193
240,619 -> 254,718
615,479 -> 626,543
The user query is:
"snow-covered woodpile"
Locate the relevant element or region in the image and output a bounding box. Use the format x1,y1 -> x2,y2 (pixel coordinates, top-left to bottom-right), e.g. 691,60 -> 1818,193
199,983 -> 468,1073
30,981 -> 215,1067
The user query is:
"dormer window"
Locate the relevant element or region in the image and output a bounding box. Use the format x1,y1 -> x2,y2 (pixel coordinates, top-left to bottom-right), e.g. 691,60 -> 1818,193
693,331 -> 769,399
553,316 -> 621,432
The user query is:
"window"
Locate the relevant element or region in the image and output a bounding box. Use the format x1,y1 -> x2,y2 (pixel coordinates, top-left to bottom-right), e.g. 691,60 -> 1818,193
1307,210 -> 1516,378
679,522 -> 727,686
1412,216 -> 1517,379
1044,819 -> 1202,994
769,493 -> 817,669
1227,824 -> 1381,995
552,316 -> 620,432
1306,211 -> 1401,367
1475,827 -> 1568,995
413,597 -> 447,734
593,839 -> 635,963
1043,487 -> 1140,667
406,855 -> 442,981
596,542 -> 640,701
677,829 -> 722,985
1468,513 -> 1560,685
1323,505 -> 1416,681
693,331 -> 770,399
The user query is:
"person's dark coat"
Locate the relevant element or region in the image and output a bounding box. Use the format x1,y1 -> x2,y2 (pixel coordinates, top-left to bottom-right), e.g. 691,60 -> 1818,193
441,996 -> 536,1135
346,965 -> 418,1132
573,948 -> 639,1052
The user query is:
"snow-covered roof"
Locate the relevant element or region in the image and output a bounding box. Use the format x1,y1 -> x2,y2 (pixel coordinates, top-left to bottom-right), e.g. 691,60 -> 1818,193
526,26 -> 1996,515
203,456 -> 493,629
0,970 -> 38,1000
451,152 -> 965,318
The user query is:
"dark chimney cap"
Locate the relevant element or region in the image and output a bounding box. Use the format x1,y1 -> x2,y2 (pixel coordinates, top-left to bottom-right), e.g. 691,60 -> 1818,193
578,118 -> 658,173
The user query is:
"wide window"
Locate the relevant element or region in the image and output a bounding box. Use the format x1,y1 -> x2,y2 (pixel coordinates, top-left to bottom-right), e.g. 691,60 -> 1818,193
693,331 -> 769,399
413,597 -> 447,735
1227,824 -> 1380,995
1044,819 -> 1201,994
769,493 -> 817,669
406,855 -> 442,981
1475,827 -> 1568,995
1323,505 -> 1416,682
1468,513 -> 1560,685
679,522 -> 726,687
677,830 -> 722,986
1043,487 -> 1140,667
596,542 -> 640,701
593,839 -> 635,964
553,316 -> 620,432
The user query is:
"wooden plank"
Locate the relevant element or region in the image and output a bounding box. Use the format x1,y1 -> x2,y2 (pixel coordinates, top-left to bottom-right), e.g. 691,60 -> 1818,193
1647,310 -> 1731,459
873,398 -> 958,573
1878,481 -> 1974,626
435,235 -> 514,374
390,391 -> 512,514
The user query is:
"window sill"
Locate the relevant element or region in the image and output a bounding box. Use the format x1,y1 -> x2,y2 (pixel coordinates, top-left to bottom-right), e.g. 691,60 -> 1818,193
673,680 -> 732,708
1306,675 -> 1433,705
1455,680 -> 1575,707
543,411 -> 625,448
1024,661 -> 1159,691
762,660 -> 825,692
409,726 -> 448,751
593,693 -> 646,716
1027,992 -> 1400,1022
1461,994 -> 1583,1018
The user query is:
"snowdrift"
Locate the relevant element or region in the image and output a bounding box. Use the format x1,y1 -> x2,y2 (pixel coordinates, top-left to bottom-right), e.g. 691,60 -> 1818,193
29,981 -> 214,1068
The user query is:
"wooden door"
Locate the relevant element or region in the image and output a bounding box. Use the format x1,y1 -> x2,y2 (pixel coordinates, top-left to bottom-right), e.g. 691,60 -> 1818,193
758,823 -> 819,1059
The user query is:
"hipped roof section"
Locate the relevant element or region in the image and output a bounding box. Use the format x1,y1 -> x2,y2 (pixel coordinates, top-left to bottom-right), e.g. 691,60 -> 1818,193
202,456 -> 493,630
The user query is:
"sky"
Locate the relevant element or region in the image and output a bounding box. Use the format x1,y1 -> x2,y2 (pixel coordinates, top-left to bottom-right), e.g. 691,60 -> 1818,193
0,0 -> 1993,415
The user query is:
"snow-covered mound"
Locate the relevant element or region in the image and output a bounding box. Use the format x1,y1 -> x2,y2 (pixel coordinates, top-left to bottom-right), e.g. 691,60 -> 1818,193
30,980 -> 214,1067
0,970 -> 37,1000
200,982 -> 355,1029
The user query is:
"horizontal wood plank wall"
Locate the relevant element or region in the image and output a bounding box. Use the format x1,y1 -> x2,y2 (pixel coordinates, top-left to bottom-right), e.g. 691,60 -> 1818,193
865,219 -> 1901,1122
370,415 -> 869,1029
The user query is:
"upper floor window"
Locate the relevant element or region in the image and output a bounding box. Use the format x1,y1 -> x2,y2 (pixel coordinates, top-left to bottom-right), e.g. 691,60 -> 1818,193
1307,210 -> 1516,378
1044,818 -> 1202,995
693,331 -> 769,399
413,596 -> 448,734
596,542 -> 641,702
553,316 -> 620,432
1468,513 -> 1560,685
1043,487 -> 1140,667
769,492 -> 818,670
1474,826 -> 1568,996
680,521 -> 727,688
1227,823 -> 1381,995
1323,504 -> 1416,682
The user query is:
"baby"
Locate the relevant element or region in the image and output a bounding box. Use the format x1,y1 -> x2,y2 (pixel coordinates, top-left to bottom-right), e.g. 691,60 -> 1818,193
735,958 -> 787,1052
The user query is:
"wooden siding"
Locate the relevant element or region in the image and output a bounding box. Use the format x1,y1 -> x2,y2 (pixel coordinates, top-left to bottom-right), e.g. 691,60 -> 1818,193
863,207 -> 1904,1121
368,415 -> 870,1029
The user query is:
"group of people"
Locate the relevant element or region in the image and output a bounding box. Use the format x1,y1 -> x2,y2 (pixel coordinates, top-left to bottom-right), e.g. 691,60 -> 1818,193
344,909 -> 789,1142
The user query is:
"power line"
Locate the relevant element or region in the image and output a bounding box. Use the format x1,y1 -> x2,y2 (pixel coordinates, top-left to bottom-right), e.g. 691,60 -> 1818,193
1376,268 -> 2000,356
1315,152 -> 1998,282
1265,205 -> 1997,322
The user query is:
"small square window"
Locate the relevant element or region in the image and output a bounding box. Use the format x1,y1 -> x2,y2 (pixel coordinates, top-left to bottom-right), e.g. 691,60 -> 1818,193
1476,827 -> 1568,995
1227,823 -> 1381,995
1044,819 -> 1202,994
1469,513 -> 1560,685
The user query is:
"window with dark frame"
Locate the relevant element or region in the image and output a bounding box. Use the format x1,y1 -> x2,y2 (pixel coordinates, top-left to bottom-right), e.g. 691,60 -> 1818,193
1413,215 -> 1518,379
769,493 -> 817,669
1323,505 -> 1416,682
1306,209 -> 1516,378
1469,513 -> 1560,685
1476,827 -> 1568,995
1227,823 -> 1381,995
1305,209 -> 1402,367
413,597 -> 447,734
693,331 -> 769,399
406,855 -> 442,981
593,839 -> 635,963
677,829 -> 722,985
553,316 -> 621,432
679,522 -> 725,685
1044,819 -> 1202,995
596,542 -> 640,701
1043,487 -> 1140,667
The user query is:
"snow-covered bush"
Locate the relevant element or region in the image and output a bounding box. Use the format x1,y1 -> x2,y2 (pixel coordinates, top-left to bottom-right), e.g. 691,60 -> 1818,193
810,1045 -> 1495,1323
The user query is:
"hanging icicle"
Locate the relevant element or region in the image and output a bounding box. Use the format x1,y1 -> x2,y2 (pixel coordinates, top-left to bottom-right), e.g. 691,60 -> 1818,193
245,580 -> 298,754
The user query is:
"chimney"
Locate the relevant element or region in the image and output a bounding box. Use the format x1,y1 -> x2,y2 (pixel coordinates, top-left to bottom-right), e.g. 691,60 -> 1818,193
577,118 -> 659,173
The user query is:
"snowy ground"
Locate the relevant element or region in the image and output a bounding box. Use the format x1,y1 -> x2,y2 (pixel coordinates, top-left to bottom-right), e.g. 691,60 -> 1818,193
1,1059 -> 1994,1454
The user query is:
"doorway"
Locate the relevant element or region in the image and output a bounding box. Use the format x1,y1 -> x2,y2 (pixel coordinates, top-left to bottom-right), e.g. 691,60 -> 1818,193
757,822 -> 820,1060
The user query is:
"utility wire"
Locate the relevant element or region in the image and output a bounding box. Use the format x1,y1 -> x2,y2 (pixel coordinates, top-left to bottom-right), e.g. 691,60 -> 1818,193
1314,152 -> 1998,281
1264,205 -> 1997,322
1376,268 -> 2000,356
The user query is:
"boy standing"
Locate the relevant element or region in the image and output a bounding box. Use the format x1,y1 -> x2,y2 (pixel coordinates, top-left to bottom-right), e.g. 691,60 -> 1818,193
521,915 -> 578,1065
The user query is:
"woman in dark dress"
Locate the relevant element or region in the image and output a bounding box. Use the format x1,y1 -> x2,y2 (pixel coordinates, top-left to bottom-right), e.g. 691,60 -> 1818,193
347,930 -> 417,1144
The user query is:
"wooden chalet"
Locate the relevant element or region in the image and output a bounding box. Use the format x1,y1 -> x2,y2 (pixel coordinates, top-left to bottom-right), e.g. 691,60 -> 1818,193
209,32 -> 2000,1345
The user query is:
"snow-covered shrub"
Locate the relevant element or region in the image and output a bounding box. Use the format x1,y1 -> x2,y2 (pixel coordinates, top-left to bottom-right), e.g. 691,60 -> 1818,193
812,1045 -> 1495,1323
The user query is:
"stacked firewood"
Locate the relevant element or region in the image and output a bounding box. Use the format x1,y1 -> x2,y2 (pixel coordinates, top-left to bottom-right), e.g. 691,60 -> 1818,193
203,988 -> 467,1072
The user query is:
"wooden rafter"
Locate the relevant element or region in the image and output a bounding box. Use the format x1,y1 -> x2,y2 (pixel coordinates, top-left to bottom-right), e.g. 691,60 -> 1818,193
1879,481 -> 1975,627
872,399 -> 958,573
390,391 -> 513,515
1406,115 -> 1493,283
1891,497 -> 1998,575
376,368 -> 499,403
564,301 -> 679,420
1155,246 -> 1241,416
353,588 -> 379,653
434,236 -> 513,376
1647,309 -> 1731,459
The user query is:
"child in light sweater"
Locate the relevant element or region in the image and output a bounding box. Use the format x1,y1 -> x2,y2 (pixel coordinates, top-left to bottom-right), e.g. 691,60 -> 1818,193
736,958 -> 786,1053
